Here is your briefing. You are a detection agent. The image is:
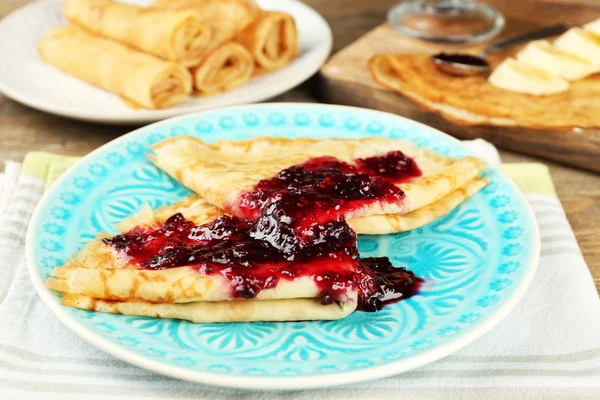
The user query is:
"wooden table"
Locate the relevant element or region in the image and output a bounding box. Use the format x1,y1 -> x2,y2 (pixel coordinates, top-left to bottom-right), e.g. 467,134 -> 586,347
1,0 -> 599,293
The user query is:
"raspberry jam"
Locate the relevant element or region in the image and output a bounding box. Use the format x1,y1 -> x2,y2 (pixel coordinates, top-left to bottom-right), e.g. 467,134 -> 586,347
356,151 -> 421,182
235,152 -> 420,221
104,151 -> 423,312
105,213 -> 361,302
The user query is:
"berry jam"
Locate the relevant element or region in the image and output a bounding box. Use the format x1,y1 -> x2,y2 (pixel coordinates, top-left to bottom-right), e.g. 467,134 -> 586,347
104,213 -> 360,301
235,152 -> 419,221
104,151 -> 423,312
356,151 -> 421,182
356,257 -> 421,311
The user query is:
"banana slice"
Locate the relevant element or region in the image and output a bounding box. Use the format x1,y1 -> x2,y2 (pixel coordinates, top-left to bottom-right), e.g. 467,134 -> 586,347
584,18 -> 600,39
554,28 -> 600,66
516,40 -> 598,81
488,58 -> 569,95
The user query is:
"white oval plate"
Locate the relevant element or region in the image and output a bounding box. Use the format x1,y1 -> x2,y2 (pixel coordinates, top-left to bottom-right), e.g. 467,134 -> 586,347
0,0 -> 331,124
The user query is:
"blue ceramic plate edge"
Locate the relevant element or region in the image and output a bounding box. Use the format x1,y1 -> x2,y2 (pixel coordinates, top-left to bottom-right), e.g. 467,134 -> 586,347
25,103 -> 541,390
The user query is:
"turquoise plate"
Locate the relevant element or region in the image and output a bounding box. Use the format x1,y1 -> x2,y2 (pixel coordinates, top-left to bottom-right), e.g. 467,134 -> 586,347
26,104 -> 539,389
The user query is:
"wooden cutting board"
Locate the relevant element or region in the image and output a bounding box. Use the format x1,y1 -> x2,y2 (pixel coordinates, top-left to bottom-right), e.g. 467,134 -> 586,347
318,0 -> 600,173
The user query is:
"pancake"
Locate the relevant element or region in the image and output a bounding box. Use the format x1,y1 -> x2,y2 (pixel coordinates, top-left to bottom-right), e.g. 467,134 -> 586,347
46,198 -> 361,322
369,53 -> 600,129
47,161 -> 480,322
117,175 -> 488,237
61,294 -> 357,323
235,11 -> 298,72
63,0 -> 213,67
190,41 -> 254,95
348,176 -> 488,234
152,0 -> 260,51
148,136 -> 487,234
38,25 -> 193,109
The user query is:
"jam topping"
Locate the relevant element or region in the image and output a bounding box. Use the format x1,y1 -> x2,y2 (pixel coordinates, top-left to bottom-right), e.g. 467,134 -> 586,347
356,257 -> 421,311
104,151 -> 423,312
236,152 -> 420,221
104,213 -> 360,302
356,151 -> 421,182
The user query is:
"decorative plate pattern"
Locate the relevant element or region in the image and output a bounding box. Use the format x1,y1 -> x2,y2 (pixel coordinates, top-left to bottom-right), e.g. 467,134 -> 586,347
26,104 -> 539,390
0,0 -> 331,124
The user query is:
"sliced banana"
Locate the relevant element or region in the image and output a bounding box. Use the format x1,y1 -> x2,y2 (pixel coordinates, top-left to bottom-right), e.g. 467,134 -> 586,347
583,18 -> 600,39
488,58 -> 569,96
516,40 -> 598,81
554,28 -> 600,66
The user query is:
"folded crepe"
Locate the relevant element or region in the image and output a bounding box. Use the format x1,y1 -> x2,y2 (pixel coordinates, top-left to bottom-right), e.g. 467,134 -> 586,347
191,42 -> 254,95
38,26 -> 192,109
47,197 -> 359,323
369,53 -> 600,129
63,0 -> 213,67
61,294 -> 356,323
117,176 -> 489,236
152,0 -> 260,50
48,174 -> 475,323
235,11 -> 298,72
148,136 -> 488,234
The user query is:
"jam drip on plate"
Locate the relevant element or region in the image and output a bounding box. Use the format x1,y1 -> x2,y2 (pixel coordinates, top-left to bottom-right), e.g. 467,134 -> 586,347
104,151 -> 423,311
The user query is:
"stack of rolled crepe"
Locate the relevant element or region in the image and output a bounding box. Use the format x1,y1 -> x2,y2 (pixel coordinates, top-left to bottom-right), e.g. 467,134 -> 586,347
38,0 -> 298,107
38,0 -> 229,108
153,0 -> 299,93
47,137 -> 488,323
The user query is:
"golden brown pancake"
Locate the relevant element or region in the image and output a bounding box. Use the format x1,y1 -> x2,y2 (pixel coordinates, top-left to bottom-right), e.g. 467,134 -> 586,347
152,0 -> 260,50
148,136 -> 487,234
47,198 -> 359,323
235,11 -> 298,72
369,53 -> 600,129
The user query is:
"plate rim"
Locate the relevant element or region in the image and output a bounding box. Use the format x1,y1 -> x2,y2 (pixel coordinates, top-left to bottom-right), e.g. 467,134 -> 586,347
25,103 -> 541,390
0,0 -> 333,125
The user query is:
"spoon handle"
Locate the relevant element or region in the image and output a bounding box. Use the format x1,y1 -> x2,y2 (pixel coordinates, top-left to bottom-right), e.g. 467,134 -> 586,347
483,24 -> 570,56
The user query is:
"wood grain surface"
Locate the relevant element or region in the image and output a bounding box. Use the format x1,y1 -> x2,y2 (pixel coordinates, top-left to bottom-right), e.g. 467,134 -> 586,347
0,0 -> 599,293
319,2 -> 600,173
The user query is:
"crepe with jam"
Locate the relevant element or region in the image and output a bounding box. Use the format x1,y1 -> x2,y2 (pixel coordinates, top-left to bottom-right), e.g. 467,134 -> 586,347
48,194 -> 420,322
369,53 -> 600,129
149,136 -> 487,234
48,137 -> 486,322
48,172 -> 485,323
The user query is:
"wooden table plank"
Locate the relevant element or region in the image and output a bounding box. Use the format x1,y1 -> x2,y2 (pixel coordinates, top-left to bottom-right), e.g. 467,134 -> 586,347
1,0 -> 599,293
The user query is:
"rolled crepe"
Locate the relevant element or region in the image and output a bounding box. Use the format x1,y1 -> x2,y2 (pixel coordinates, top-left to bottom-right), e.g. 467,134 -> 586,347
38,26 -> 192,109
64,0 -> 213,66
191,42 -> 255,95
235,11 -> 298,71
152,0 -> 260,50
47,228 -> 358,322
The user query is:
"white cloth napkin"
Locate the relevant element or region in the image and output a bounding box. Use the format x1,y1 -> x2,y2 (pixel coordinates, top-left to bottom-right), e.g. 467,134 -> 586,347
1,142 -> 599,400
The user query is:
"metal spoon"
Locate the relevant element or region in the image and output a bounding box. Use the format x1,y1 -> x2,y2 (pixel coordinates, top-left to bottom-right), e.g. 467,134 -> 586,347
432,23 -> 570,76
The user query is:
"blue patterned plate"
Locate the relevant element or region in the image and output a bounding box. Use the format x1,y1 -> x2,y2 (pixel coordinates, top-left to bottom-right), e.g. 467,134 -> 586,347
26,104 -> 539,389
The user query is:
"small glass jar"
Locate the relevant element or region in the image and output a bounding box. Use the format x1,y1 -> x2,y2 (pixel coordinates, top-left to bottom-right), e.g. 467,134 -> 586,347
388,0 -> 505,43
